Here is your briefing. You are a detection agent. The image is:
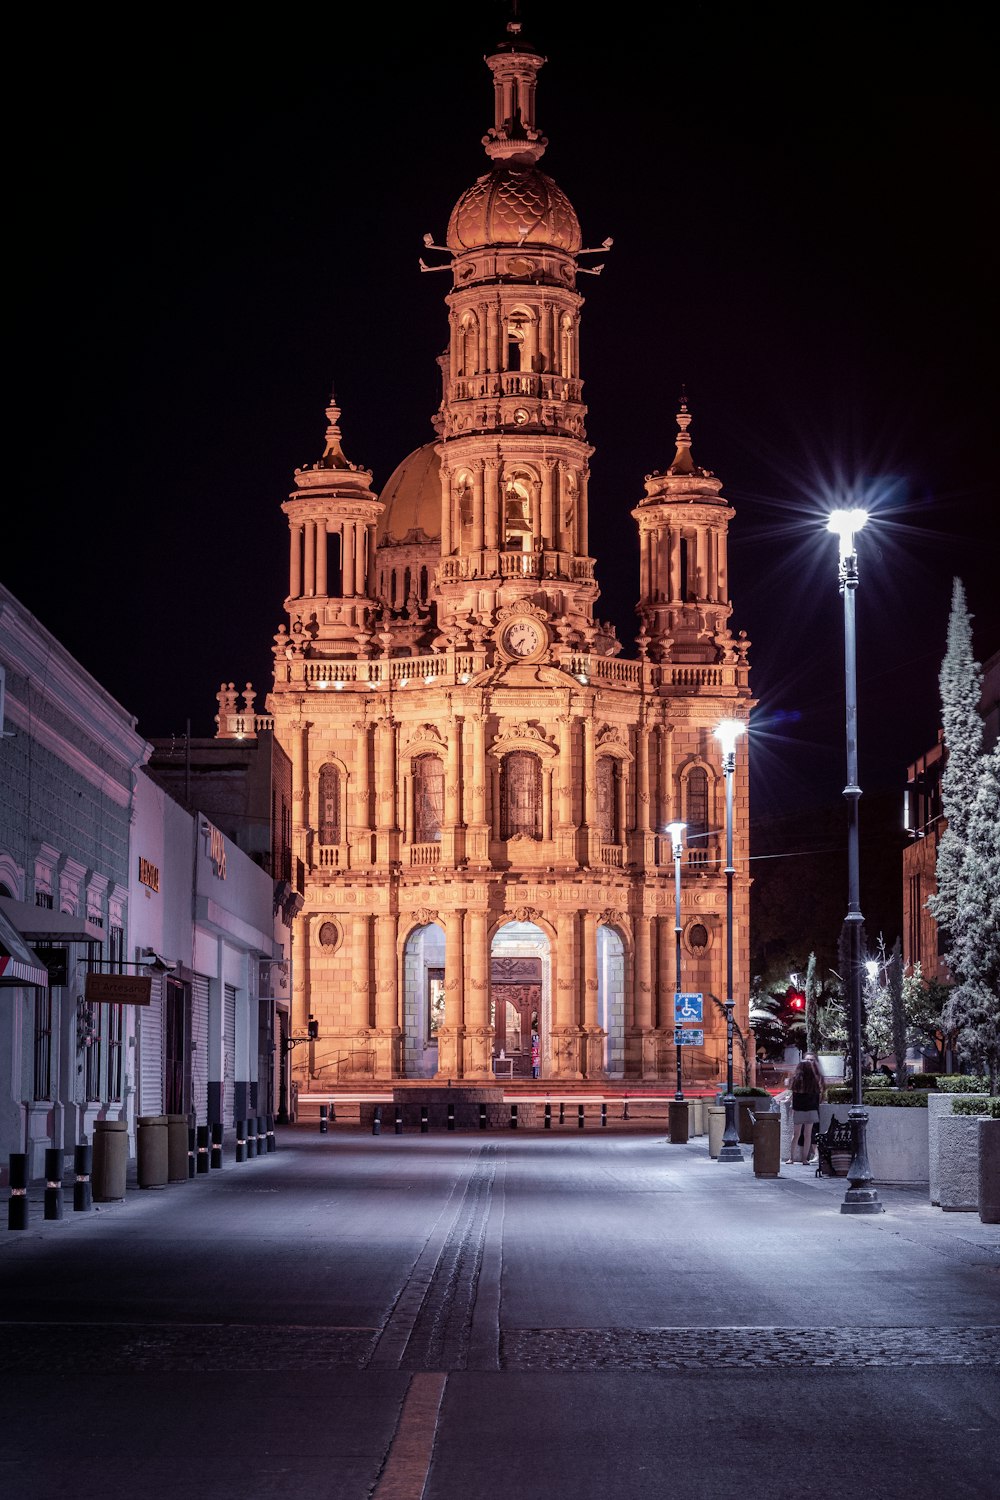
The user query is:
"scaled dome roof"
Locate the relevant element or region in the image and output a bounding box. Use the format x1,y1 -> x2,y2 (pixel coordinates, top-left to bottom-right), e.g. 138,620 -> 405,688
376,442 -> 441,546
447,166 -> 582,253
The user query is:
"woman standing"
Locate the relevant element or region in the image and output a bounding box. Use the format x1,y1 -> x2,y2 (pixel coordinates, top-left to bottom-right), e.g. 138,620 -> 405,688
786,1053 -> 825,1165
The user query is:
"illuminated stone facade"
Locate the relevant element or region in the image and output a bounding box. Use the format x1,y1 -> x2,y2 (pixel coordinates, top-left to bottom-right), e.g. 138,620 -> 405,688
219,22 -> 754,1089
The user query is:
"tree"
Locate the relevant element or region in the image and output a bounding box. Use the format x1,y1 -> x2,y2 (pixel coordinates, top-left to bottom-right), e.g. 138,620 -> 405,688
888,938 -> 908,1089
928,578 -> 983,950
945,744 -> 1000,1092
804,951 -> 820,1055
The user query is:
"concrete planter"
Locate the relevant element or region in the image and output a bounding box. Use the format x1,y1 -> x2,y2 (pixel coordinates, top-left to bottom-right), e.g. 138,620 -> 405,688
928,1093 -> 986,1204
817,1052 -> 846,1082
979,1119 -> 1000,1224
938,1113 -> 981,1212
821,1102 -> 928,1184
707,1106 -> 725,1159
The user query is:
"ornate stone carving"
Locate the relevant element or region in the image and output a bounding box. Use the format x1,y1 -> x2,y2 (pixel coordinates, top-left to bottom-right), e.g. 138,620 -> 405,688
412,907 -> 438,926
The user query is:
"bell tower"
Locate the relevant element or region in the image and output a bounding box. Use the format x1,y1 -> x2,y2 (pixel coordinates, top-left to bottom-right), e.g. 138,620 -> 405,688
633,399 -> 742,666
429,20 -> 611,655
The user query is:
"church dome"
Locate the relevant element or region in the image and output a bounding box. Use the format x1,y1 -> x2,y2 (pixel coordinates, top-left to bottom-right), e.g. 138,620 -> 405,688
376,442 -> 441,545
447,166 -> 582,253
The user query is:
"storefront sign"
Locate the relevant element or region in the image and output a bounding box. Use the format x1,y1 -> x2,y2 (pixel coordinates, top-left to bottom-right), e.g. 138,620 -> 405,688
138,857 -> 160,892
85,972 -> 153,1006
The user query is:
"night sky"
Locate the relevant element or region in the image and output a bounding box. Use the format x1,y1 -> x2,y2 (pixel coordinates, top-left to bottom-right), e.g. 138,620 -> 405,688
12,3 -> 997,845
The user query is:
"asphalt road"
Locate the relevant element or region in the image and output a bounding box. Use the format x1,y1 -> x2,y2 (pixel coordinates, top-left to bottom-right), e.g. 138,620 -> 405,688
2,1126 -> 998,1499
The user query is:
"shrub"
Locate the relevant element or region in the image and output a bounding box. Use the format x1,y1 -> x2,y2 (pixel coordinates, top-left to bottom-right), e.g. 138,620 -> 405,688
907,1073 -> 938,1089
825,1086 -> 929,1107
937,1074 -> 989,1093
733,1086 -> 771,1097
951,1097 -> 1000,1118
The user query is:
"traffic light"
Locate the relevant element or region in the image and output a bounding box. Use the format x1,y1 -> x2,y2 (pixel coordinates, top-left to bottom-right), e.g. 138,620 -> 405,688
307,1016 -> 319,1040
782,986 -> 806,1024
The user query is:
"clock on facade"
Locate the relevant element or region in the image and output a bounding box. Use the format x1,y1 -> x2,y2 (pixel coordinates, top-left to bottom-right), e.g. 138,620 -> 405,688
500,617 -> 546,660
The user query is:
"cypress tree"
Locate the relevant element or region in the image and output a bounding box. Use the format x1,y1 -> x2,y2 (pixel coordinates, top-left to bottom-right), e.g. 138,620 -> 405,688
927,579 -> 983,948
804,951 -> 820,1055
946,744 -> 1000,1092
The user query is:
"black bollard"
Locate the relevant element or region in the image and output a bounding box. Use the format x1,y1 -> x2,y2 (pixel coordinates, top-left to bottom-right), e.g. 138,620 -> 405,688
479,1103 -> 487,1130
73,1141 -> 92,1212
187,1127 -> 197,1178
319,1104 -> 328,1135
420,1106 -> 429,1134
447,1102 -> 455,1131
44,1147 -> 63,1221
210,1122 -> 223,1169
266,1114 -> 276,1152
601,1103 -> 608,1128
372,1105 -> 382,1137
236,1120 -> 247,1163
246,1119 -> 257,1156
510,1104 -> 518,1129
559,1101 -> 565,1125
623,1098 -> 630,1121
329,1102 -> 336,1123
394,1106 -> 403,1135
578,1104 -> 585,1130
196,1125 -> 210,1173
8,1152 -> 28,1230
257,1117 -> 266,1156
544,1102 -> 552,1130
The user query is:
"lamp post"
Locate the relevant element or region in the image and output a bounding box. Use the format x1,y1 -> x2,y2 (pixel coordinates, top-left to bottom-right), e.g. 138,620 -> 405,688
666,821 -> 687,1102
827,508 -> 883,1215
714,718 -> 745,1162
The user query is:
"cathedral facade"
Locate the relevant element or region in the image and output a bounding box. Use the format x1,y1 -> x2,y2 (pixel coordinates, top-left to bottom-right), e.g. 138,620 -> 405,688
225,21 -> 754,1091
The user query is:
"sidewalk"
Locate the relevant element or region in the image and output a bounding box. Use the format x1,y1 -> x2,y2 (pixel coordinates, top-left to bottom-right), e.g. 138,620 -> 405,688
4,1125 -> 998,1259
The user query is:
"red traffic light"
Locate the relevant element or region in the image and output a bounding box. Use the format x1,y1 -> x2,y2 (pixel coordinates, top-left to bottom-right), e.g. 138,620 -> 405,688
786,988 -> 806,1011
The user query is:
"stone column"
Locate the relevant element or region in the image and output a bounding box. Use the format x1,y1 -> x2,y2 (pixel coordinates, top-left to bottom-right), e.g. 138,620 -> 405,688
352,913 -> 372,1030
555,714 -> 576,866
540,459 -> 555,549
436,909 -> 465,1078
463,909 -> 493,1078
374,911 -> 398,1076
316,519 -> 328,596
581,911 -> 604,1078
375,718 -> 398,865
303,520 -> 316,596
553,912 -> 582,1078
466,703 -> 489,866
582,713 -> 599,864
289,522 -> 303,598
351,719 -> 372,866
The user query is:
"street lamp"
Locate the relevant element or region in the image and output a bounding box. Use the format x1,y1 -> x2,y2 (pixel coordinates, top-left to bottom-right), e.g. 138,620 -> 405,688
714,718 -> 745,1163
827,507 -> 883,1215
666,820 -> 687,1103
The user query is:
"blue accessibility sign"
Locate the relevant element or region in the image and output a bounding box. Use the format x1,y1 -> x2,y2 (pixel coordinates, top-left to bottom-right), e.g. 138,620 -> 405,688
674,992 -> 703,1022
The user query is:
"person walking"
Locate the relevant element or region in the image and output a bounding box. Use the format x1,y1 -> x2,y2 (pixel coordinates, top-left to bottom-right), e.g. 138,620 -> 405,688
531,1032 -> 540,1079
786,1052 -> 824,1165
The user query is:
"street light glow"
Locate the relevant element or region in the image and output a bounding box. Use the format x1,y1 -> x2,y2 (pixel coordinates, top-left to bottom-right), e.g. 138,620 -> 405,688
827,507 -> 869,558
665,820 -> 687,851
713,719 -> 745,759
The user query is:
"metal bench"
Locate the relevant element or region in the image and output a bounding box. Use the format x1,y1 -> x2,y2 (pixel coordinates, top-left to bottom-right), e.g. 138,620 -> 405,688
815,1116 -> 854,1177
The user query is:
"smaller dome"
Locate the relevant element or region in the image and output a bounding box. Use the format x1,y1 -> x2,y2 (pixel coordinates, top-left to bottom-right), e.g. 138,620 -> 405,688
447,166 -> 581,253
376,443 -> 441,546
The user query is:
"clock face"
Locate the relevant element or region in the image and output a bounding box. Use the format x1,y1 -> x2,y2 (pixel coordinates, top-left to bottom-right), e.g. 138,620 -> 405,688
504,619 -> 544,658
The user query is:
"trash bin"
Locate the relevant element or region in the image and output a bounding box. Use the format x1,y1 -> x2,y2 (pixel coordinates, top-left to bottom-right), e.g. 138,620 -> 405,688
668,1100 -> 689,1143
137,1115 -> 169,1189
708,1106 -> 726,1159
751,1107 -> 781,1177
166,1115 -> 189,1182
93,1119 -> 128,1201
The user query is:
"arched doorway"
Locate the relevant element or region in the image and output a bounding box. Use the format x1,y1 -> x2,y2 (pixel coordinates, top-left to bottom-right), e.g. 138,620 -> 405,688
490,920 -> 551,1079
597,925 -> 626,1078
401,922 -> 445,1079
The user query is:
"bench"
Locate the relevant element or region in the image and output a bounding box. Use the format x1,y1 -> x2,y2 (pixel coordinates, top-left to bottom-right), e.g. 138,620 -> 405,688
815,1116 -> 854,1178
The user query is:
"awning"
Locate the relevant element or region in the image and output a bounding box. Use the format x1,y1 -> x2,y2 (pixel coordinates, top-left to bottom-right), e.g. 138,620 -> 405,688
0,904 -> 50,989
0,895 -> 106,945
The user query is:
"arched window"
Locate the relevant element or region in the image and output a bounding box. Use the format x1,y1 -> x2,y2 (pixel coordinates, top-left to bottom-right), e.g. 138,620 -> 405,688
414,755 -> 444,843
461,314 -> 478,376
685,767 -> 709,864
507,330 -> 523,372
596,757 -> 618,843
501,752 -> 542,839
318,764 -> 341,845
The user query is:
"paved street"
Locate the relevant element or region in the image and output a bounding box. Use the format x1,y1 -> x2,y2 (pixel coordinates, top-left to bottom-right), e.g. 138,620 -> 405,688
2,1125 -> 998,1499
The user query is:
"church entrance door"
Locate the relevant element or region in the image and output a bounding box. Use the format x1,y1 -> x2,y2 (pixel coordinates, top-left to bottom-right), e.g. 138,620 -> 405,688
490,955 -> 542,1079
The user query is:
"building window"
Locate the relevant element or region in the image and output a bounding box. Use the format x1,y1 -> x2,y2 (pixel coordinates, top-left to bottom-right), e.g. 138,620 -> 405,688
501,752 -> 542,839
597,757 -> 618,843
427,968 -> 445,1040
34,984 -> 54,1100
685,767 -> 709,865
414,754 -> 444,843
318,764 -> 341,845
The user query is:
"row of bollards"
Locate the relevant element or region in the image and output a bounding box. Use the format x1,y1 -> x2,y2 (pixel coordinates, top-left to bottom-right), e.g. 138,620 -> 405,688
7,1114 -> 277,1229
348,1101 -> 617,1135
